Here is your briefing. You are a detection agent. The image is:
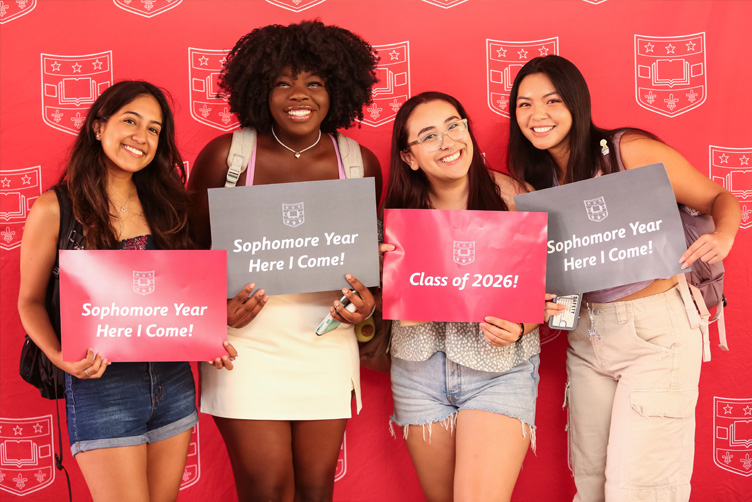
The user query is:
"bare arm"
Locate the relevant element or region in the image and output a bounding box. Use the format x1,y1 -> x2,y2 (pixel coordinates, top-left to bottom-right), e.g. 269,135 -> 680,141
620,133 -> 740,266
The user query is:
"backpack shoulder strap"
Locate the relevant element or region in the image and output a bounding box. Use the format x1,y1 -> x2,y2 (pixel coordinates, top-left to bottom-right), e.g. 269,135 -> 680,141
336,132 -> 364,179
51,183 -> 83,252
225,128 -> 256,187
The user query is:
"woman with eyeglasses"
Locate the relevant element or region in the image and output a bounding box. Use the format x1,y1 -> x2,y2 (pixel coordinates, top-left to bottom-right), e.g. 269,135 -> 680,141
380,92 -> 542,502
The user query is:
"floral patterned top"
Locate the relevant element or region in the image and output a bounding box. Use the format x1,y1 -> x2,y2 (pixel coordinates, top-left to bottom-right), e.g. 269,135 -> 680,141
119,235 -> 156,250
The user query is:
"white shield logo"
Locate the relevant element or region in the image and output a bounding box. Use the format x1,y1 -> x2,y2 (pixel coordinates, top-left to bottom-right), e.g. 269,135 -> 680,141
179,424 -> 200,490
422,0 -> 469,8
112,0 -> 182,17
360,41 -> 411,128
712,397 -> 752,477
265,0 -> 326,12
334,433 -> 347,482
487,37 -> 559,117
41,51 -> 113,135
0,415 -> 55,496
0,0 -> 36,24
453,241 -> 475,266
0,166 -> 41,251
133,271 -> 155,295
282,203 -> 305,228
709,145 -> 752,229
188,48 -> 239,132
539,325 -> 563,346
584,196 -> 608,222
582,0 -> 607,4
634,33 -> 707,117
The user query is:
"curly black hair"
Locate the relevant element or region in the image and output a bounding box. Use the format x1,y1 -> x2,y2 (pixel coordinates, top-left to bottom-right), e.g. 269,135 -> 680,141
219,20 -> 378,133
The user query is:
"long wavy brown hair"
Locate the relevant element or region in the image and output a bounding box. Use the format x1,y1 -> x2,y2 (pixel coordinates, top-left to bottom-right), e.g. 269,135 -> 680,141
59,81 -> 193,250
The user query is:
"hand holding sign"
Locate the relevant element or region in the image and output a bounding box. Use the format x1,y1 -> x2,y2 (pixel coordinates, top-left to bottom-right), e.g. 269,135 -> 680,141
227,282 -> 269,329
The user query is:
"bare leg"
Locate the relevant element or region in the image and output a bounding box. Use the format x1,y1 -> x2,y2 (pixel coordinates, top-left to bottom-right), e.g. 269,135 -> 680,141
403,419 -> 456,502
214,417 -> 294,502
454,410 -> 530,502
75,445 -> 149,502
290,419 -> 348,502
146,428 -> 192,502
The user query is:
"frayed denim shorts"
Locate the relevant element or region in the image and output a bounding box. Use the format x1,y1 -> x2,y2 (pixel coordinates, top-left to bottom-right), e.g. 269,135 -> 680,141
391,351 -> 540,429
65,362 -> 197,456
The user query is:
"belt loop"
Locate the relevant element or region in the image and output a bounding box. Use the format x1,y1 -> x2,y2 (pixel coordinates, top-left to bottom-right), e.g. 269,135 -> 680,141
616,301 -> 628,324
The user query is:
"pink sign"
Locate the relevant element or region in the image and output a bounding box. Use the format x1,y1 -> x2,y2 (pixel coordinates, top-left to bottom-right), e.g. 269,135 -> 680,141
60,250 -> 227,362
382,209 -> 548,323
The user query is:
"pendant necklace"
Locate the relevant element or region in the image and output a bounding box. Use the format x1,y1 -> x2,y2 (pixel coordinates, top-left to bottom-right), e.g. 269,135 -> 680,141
271,127 -> 322,159
112,186 -> 134,213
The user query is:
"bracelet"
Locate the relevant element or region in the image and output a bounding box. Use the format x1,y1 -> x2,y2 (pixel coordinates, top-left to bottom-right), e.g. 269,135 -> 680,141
517,322 -> 525,341
713,231 -> 734,248
364,304 -> 377,321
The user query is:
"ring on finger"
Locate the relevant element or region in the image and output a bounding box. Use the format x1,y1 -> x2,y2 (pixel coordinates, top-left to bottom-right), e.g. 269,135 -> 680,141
84,368 -> 90,377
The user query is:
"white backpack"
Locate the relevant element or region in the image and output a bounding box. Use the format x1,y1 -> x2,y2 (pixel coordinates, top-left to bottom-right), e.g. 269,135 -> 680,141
224,128 -> 364,187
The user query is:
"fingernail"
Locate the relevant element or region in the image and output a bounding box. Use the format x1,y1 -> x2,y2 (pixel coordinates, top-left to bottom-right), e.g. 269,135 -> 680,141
258,289 -> 265,295
223,341 -> 229,346
346,274 -> 353,280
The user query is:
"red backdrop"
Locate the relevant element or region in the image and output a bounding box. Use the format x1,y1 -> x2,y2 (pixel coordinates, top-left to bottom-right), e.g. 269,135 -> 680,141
1,1 -> 750,500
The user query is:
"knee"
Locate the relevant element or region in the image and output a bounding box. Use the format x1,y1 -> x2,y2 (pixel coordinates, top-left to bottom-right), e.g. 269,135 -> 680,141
292,485 -> 333,502
235,481 -> 291,502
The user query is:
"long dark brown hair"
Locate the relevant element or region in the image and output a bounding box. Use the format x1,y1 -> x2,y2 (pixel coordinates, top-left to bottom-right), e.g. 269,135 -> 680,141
60,80 -> 192,250
383,92 -> 510,211
506,55 -> 656,189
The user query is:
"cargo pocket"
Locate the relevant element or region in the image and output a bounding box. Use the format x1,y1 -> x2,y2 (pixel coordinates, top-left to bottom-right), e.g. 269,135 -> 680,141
624,388 -> 698,488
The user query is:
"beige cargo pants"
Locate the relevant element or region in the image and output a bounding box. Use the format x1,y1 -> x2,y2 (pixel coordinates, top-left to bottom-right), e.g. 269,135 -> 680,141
565,286 -> 702,502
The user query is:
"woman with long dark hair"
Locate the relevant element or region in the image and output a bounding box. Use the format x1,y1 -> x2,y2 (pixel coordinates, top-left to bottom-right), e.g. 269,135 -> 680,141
382,91 -> 540,502
508,55 -> 740,502
187,21 -> 380,501
18,80 -> 234,501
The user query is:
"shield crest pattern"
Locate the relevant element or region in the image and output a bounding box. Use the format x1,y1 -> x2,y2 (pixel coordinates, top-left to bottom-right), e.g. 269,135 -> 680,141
282,203 -> 305,228
334,433 -> 347,482
0,166 -> 41,251
487,37 -> 559,117
360,41 -> 411,127
634,33 -> 707,117
713,397 -> 752,477
133,271 -> 155,295
0,415 -> 55,496
584,196 -> 608,222
188,48 -> 239,132
422,0 -> 469,8
453,241 -> 475,266
179,424 -> 200,490
112,0 -> 182,18
265,0 -> 326,12
0,0 -> 36,24
41,51 -> 113,135
708,145 -> 752,229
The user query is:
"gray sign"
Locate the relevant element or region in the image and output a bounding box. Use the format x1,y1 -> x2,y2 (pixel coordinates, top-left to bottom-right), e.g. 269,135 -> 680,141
514,164 -> 687,295
209,178 -> 380,296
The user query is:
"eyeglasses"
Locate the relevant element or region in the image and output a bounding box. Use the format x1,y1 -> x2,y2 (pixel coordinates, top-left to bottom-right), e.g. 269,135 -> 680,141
405,119 -> 469,152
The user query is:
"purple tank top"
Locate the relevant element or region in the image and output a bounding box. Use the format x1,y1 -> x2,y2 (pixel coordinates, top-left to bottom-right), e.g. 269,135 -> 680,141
244,134 -> 346,186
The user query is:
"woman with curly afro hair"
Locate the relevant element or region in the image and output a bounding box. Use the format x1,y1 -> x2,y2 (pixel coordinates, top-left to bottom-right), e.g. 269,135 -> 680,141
187,21 -> 382,501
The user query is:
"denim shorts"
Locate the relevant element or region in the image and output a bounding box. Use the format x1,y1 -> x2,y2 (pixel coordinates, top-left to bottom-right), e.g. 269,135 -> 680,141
391,351 -> 540,430
65,362 -> 198,456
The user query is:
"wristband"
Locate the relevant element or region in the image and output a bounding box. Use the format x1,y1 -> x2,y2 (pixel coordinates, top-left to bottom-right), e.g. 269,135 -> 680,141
517,323 -> 525,341
364,304 -> 377,321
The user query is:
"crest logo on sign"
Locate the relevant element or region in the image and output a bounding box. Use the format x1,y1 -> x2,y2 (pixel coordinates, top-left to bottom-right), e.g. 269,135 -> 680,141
360,42 -> 411,127
487,37 -> 559,117
422,0 -> 468,8
41,51 -> 113,135
265,0 -> 326,12
0,0 -> 36,24
634,33 -> 707,117
0,166 -> 42,251
179,424 -> 200,490
713,397 -> 752,477
188,48 -> 239,131
584,196 -> 608,222
453,241 -> 475,266
334,433 -> 347,482
708,145 -> 752,230
112,0 -> 182,18
133,271 -> 155,295
0,415 -> 55,496
282,203 -> 305,228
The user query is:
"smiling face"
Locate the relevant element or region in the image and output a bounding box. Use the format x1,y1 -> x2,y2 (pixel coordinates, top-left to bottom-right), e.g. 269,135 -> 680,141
400,100 -> 473,187
515,72 -> 573,161
94,94 -> 162,176
268,67 -> 330,141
